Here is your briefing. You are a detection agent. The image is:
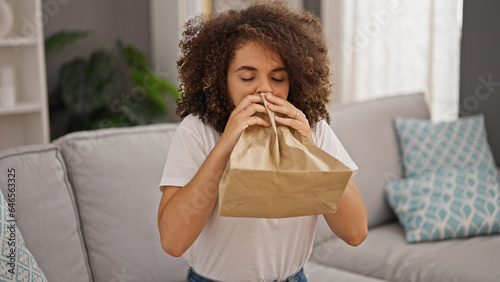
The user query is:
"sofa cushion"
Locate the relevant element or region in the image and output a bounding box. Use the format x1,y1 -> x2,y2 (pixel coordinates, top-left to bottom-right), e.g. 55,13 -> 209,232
386,166 -> 500,242
0,185 -> 48,281
328,94 -> 430,230
304,261 -> 388,282
393,115 -> 497,178
54,123 -> 188,282
0,144 -> 92,282
310,221 -> 500,282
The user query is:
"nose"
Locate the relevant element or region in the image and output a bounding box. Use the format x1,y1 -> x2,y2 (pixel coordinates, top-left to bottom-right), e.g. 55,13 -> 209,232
256,78 -> 273,94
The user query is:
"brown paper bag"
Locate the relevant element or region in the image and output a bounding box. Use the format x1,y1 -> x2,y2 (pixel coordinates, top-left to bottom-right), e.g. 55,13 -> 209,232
219,92 -> 354,218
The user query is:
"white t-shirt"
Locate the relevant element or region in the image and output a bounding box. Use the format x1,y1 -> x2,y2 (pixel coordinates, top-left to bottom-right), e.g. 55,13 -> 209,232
159,114 -> 357,281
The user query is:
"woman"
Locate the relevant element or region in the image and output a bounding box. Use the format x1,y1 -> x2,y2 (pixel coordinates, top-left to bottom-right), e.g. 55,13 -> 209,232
157,2 -> 367,281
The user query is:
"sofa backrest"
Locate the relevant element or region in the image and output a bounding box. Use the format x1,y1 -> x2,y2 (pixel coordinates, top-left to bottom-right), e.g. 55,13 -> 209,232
54,123 -> 188,282
313,93 -> 430,246
332,93 -> 430,228
0,144 -> 92,282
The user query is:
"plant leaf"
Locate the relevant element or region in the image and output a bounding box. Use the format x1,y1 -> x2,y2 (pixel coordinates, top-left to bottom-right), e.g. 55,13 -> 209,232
86,49 -> 122,106
131,69 -> 167,112
58,49 -> 121,115
156,74 -> 181,100
49,37 -> 178,135
120,99 -> 169,125
117,40 -> 150,69
45,30 -> 91,53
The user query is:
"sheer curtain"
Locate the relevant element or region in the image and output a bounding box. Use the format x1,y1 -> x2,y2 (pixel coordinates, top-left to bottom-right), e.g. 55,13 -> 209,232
322,0 -> 463,121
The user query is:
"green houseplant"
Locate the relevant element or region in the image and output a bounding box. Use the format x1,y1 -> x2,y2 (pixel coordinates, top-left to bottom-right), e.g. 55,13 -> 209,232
46,30 -> 180,139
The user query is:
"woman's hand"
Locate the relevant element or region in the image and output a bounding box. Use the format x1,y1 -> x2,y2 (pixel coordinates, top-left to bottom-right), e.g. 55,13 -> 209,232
265,93 -> 313,143
219,94 -> 271,154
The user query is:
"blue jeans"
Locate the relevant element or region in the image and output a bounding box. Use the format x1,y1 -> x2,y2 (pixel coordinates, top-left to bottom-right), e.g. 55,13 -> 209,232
186,267 -> 307,282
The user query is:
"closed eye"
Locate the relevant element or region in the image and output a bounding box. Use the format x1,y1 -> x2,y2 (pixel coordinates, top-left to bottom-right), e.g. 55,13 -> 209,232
241,77 -> 255,81
272,78 -> 284,82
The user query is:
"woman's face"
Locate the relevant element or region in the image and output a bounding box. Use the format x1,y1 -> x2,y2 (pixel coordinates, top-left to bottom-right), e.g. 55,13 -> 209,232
227,41 -> 290,106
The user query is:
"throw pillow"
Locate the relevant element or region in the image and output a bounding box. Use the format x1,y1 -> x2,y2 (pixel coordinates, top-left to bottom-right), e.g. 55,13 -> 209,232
393,115 -> 497,178
0,191 -> 47,282
386,166 -> 500,243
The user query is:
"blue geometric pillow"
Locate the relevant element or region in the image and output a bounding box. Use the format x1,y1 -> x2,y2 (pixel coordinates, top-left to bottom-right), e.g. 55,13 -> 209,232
385,166 -> 500,243
0,192 -> 48,282
393,115 -> 497,178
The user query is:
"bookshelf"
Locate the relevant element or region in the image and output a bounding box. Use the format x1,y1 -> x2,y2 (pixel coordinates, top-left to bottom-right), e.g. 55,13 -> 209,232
0,0 -> 49,150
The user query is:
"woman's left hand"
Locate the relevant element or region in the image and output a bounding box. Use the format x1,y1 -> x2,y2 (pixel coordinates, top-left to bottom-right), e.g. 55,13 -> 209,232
265,93 -> 314,143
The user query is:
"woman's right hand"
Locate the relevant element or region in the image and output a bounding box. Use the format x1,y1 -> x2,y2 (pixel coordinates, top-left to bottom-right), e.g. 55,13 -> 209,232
160,96 -> 270,256
218,94 -> 271,154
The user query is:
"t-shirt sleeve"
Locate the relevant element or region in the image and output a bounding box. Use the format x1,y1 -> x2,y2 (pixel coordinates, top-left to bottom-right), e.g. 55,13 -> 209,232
313,120 -> 359,174
159,117 -> 209,192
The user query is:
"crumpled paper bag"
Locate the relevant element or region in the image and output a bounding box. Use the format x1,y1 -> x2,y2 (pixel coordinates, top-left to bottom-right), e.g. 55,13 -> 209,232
219,92 -> 354,218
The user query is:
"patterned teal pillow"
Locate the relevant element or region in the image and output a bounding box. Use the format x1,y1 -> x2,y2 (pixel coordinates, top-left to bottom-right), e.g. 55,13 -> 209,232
385,166 -> 500,243
394,115 -> 497,178
0,192 -> 48,282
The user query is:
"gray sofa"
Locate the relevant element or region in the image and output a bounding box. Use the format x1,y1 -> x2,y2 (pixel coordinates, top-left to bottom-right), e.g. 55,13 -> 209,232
0,93 -> 499,282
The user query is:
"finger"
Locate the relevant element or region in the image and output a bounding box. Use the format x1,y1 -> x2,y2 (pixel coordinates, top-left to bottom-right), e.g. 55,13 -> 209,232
264,94 -> 302,118
238,94 -> 264,109
264,93 -> 291,106
274,115 -> 300,128
242,104 -> 267,117
236,96 -> 264,115
274,115 -> 312,142
267,103 -> 302,119
249,116 -> 271,127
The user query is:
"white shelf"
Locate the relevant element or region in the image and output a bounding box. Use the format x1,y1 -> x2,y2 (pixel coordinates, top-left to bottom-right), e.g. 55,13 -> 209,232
0,102 -> 41,116
0,37 -> 38,47
0,0 -> 49,150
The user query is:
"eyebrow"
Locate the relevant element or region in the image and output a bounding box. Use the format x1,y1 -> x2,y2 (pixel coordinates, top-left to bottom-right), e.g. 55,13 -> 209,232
235,66 -> 287,73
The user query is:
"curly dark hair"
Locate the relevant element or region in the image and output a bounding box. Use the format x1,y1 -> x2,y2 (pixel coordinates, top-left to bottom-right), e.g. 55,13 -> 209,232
177,1 -> 332,134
